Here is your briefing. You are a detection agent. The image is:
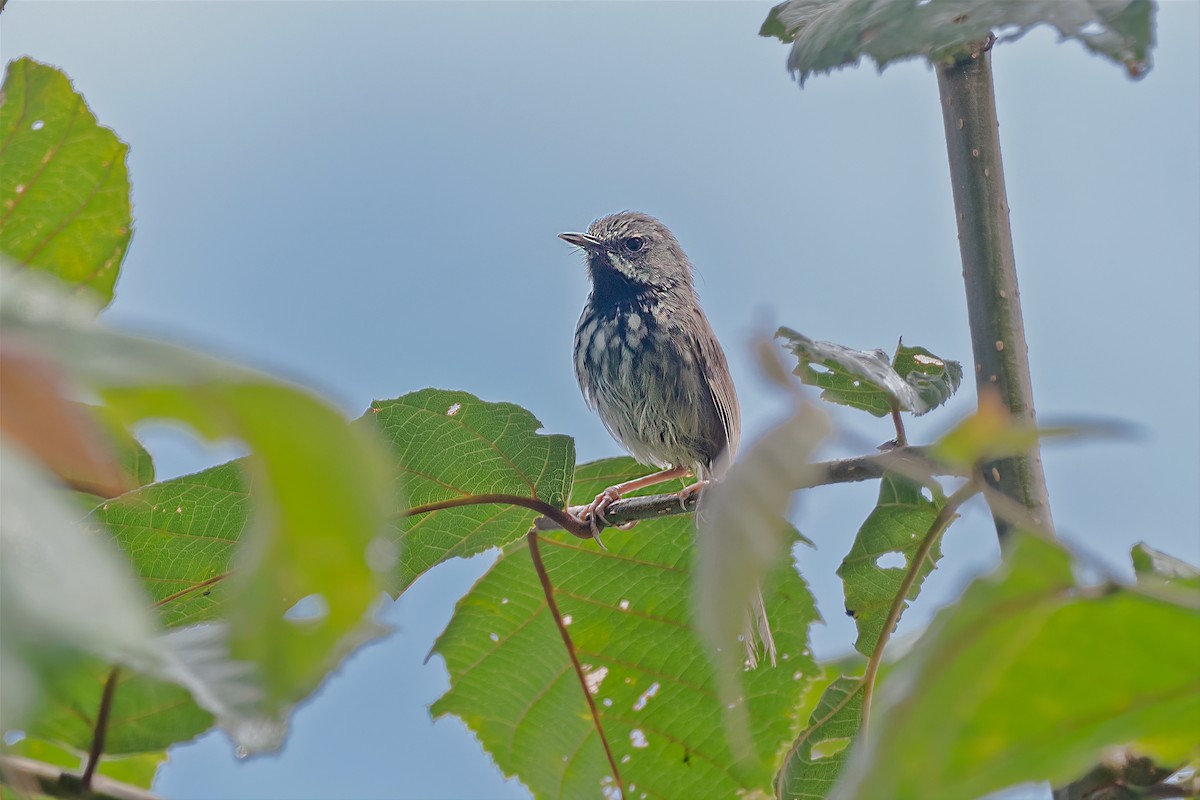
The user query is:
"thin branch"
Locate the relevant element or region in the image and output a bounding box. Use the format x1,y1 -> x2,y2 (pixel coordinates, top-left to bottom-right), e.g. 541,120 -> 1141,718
1,755 -> 161,800
936,37 -> 1053,540
536,447 -> 960,533
81,667 -> 120,792
397,493 -> 592,539
860,481 -> 978,739
526,530 -> 625,795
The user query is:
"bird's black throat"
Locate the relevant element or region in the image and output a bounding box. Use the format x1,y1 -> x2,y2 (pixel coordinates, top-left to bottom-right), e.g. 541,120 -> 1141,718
587,252 -> 655,312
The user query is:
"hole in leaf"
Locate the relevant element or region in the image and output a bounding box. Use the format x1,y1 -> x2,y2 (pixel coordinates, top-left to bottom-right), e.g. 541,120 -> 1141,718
811,737 -> 851,760
1078,21 -> 1106,36
31,120 -> 44,131
284,594 -> 328,621
446,403 -> 462,416
807,364 -> 833,375
488,632 -> 499,642
633,681 -> 660,711
629,728 -> 648,748
876,552 -> 906,569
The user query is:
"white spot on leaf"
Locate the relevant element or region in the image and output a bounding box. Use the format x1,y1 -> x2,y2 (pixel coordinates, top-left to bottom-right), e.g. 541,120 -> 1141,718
446,403 -> 461,416
618,599 -> 630,611
629,728 -> 648,748
489,632 -> 499,642
584,665 -> 608,695
31,120 -> 45,131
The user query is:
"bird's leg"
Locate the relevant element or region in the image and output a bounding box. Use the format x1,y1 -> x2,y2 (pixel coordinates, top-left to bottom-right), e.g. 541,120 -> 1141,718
675,479 -> 708,511
581,465 -> 693,540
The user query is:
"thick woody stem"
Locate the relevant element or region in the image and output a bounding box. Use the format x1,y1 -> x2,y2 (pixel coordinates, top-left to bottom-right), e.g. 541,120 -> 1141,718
936,37 -> 1053,541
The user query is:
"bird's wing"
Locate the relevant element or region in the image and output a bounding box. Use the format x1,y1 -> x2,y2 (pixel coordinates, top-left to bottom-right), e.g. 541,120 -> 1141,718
688,310 -> 740,478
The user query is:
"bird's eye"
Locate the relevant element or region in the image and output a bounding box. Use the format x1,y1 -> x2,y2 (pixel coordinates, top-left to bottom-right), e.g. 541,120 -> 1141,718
624,236 -> 644,253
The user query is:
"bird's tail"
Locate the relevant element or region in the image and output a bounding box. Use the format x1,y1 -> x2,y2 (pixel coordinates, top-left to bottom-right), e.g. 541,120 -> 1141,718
744,585 -> 776,669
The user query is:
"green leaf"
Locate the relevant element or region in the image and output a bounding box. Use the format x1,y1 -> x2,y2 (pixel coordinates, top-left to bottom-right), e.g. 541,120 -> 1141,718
891,342 -> 963,416
3,735 -> 168,789
832,534 -> 1200,800
431,457 -> 819,799
24,659 -> 213,756
3,267 -> 394,750
1131,543 -> 1200,592
759,0 -> 1155,85
837,475 -> 947,656
0,444 -> 160,730
778,329 -> 960,417
776,675 -> 865,800
366,389 -> 574,593
0,58 -> 132,305
93,461 -> 246,628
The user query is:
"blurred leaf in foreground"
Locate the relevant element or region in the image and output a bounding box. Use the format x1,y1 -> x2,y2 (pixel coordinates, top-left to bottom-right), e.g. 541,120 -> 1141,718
831,534 -> 1200,800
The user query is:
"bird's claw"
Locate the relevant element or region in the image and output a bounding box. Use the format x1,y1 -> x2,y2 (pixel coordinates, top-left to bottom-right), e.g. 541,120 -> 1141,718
581,486 -> 637,548
676,480 -> 708,511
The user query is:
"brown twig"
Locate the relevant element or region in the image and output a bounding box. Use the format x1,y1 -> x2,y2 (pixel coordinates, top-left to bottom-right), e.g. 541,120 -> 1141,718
536,448 -> 960,533
526,530 -> 625,795
859,481 -> 978,739
80,667 -> 120,792
397,494 -> 592,539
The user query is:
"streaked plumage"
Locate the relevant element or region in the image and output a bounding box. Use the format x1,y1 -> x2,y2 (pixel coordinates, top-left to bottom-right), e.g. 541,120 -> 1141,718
563,211 -> 740,490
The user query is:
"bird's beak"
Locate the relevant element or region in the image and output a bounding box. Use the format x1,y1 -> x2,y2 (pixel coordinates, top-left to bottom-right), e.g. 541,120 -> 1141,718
559,232 -> 602,249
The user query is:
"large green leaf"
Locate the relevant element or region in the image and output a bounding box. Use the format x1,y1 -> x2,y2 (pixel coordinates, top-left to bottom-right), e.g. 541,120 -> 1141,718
365,389 -> 575,592
837,475 -> 946,656
778,329 -> 961,417
94,461 -> 245,628
759,0 -> 1154,84
0,58 -> 131,304
0,444 -> 160,729
3,268 -> 394,750
832,534 -> 1200,800
431,458 -> 819,799
776,676 -> 864,800
23,659 -> 213,757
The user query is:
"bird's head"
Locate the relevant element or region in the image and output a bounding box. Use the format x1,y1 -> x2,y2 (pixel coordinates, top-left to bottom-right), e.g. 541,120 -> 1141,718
560,212 -> 694,291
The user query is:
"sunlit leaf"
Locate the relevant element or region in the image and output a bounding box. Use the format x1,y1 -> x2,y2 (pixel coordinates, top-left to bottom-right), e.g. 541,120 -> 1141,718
0,58 -> 131,304
832,534 -> 1200,800
759,0 -> 1154,84
431,458 -> 819,799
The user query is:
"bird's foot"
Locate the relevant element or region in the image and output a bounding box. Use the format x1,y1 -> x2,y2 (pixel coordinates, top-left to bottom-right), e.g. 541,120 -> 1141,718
676,480 -> 709,511
581,486 -> 638,548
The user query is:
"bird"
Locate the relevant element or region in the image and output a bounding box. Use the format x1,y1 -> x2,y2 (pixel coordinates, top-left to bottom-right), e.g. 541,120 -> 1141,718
560,211 -> 740,537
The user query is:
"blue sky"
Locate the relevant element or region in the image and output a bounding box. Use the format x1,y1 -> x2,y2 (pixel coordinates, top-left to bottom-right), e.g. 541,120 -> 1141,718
4,2 -> 1198,798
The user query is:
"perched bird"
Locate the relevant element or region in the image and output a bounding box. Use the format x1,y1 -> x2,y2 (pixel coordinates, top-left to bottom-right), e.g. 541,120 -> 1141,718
560,212 -> 740,534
